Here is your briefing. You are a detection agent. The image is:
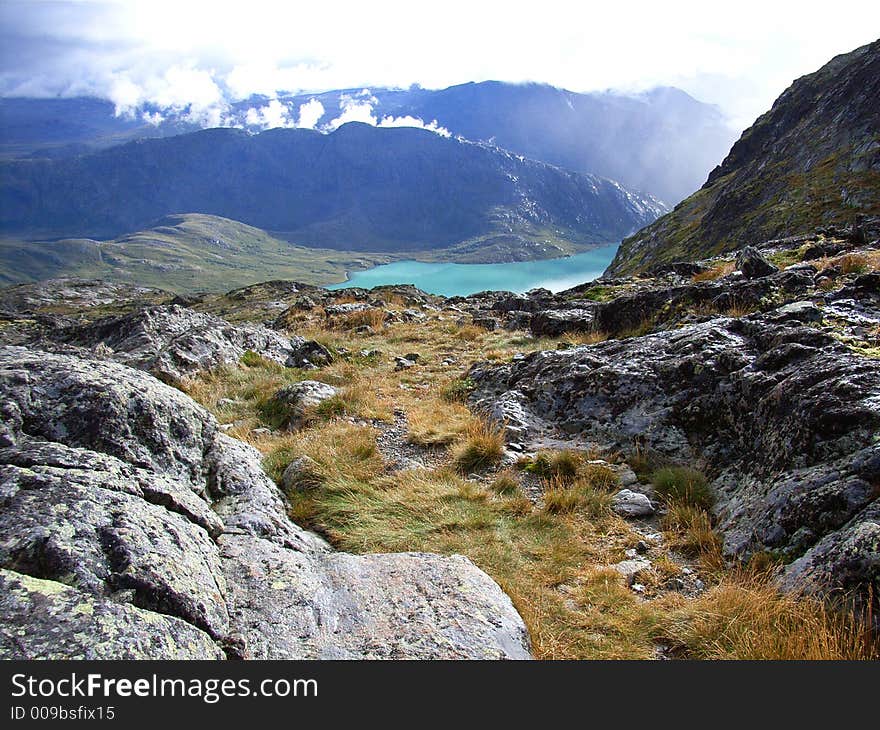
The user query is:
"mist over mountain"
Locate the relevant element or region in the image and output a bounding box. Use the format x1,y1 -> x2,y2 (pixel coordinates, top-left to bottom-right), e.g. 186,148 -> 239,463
0,122 -> 665,252
0,81 -> 736,204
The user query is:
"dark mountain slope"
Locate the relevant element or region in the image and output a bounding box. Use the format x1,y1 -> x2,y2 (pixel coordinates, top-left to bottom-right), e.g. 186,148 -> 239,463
403,82 -> 734,204
608,39 -> 880,276
1,82 -> 735,205
0,122 -> 664,252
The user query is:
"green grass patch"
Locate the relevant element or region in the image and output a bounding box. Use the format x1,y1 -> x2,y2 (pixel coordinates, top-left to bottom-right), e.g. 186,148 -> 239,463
651,466 -> 714,510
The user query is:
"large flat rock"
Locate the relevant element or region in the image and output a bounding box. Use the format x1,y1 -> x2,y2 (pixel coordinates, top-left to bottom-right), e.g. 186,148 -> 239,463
0,346 -> 531,660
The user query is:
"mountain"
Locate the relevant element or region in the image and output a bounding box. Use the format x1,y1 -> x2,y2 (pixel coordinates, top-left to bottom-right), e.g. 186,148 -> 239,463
607,39 -> 880,276
0,122 -> 665,253
0,82 -> 736,204
398,82 -> 735,204
0,97 -> 196,159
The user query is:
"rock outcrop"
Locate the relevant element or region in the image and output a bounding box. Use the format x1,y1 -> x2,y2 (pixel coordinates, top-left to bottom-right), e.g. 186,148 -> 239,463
58,304 -> 303,381
0,346 -> 531,659
469,303 -> 880,598
19,304 -> 329,382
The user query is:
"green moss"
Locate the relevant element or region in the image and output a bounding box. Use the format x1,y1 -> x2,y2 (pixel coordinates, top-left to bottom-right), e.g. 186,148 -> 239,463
240,350 -> 283,370
440,377 -> 476,403
577,285 -> 620,302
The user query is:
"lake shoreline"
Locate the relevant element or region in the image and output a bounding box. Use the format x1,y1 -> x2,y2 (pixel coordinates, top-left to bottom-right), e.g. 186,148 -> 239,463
327,243 -> 621,297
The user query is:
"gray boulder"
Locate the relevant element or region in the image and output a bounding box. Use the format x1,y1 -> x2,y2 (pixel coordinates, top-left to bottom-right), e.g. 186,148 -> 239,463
281,455 -> 325,493
735,246 -> 779,279
270,380 -> 339,428
612,489 -> 656,518
288,336 -> 334,368
0,569 -> 225,660
470,308 -> 880,599
0,346 -> 531,659
473,389 -> 540,441
530,308 -> 595,337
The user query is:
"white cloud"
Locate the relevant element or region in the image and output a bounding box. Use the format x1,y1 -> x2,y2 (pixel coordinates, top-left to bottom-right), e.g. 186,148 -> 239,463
297,99 -> 325,129
245,98 -> 295,129
323,93 -> 452,136
324,94 -> 378,130
378,115 -> 451,137
141,110 -> 165,126
1,0 -> 879,132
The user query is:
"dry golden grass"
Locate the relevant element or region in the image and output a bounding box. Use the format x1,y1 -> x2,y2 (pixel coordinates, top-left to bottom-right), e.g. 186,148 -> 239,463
543,477 -> 613,517
376,292 -> 410,308
839,253 -> 870,274
181,298 -> 878,660
263,421 -> 385,485
692,262 -> 735,282
522,449 -> 585,483
311,381 -> 391,422
660,574 -> 877,659
452,324 -> 483,341
690,298 -> 758,319
179,363 -> 303,422
564,330 -> 610,346
617,316 -> 659,339
662,503 -> 725,571
490,468 -> 521,495
407,399 -> 474,446
331,307 -> 387,332
814,249 -> 880,277
582,461 -> 620,491
286,457 -> 657,658
451,419 -> 506,473
725,301 -> 757,318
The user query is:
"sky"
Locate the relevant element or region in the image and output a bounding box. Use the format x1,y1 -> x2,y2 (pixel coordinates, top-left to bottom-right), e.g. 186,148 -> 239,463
1,0 -> 879,131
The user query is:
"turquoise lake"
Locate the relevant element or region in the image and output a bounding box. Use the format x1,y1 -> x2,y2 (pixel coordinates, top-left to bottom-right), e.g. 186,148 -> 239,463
328,243 -> 620,297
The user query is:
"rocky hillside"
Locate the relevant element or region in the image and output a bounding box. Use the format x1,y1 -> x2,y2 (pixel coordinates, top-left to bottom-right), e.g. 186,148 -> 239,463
0,122 -> 664,252
1,217 -> 877,659
609,39 -> 880,276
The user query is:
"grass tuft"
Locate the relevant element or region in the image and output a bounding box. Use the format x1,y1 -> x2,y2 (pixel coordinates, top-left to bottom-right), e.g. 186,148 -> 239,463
840,253 -> 870,275
440,377 -> 476,404
662,502 -> 723,567
490,468 -> 521,495
660,574 -> 877,660
451,419 -> 506,474
692,262 -> 735,282
651,466 -> 714,510
332,308 -> 387,332
522,449 -> 584,483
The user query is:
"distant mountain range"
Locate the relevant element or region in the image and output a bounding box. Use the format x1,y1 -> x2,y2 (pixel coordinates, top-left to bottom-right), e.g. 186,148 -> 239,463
608,38 -> 880,275
0,122 -> 665,253
0,81 -> 736,205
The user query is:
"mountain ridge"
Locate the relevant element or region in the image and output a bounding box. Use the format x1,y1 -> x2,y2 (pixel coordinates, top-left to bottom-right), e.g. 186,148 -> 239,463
0,122 -> 665,254
608,38 -> 880,276
0,81 -> 736,204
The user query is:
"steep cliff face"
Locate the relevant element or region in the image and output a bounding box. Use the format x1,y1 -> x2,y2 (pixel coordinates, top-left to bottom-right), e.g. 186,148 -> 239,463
608,39 -> 880,276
